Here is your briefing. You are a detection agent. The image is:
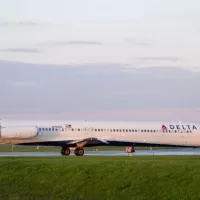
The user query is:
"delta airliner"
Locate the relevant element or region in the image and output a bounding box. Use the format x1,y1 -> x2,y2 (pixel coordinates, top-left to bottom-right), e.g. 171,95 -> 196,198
0,119 -> 199,156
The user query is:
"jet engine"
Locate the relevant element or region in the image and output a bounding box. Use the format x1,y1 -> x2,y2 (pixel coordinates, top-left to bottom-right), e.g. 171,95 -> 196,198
1,126 -> 38,139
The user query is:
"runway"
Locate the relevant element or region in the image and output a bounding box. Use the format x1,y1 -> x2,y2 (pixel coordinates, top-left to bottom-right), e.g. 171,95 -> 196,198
1,148 -> 200,156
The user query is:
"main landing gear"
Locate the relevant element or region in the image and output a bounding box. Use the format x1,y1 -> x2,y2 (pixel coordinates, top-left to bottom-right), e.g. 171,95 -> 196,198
61,147 -> 71,156
61,147 -> 84,156
74,148 -> 84,156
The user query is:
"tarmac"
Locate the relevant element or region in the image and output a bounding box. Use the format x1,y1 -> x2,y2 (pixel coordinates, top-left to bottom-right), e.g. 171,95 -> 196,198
1,148 -> 200,156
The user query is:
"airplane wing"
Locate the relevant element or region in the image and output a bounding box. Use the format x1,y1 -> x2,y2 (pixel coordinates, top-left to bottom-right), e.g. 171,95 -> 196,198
66,137 -> 109,146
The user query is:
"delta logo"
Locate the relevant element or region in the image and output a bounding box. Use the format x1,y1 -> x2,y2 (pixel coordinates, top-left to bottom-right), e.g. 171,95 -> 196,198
161,124 -> 197,130
161,125 -> 167,131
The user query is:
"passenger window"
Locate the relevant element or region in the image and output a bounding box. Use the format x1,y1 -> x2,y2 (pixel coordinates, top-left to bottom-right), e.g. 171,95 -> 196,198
113,129 -> 115,132
126,129 -> 128,132
49,128 -> 51,131
141,130 -> 143,132
55,129 -> 58,131
71,129 -> 73,131
42,128 -> 45,131
101,129 -> 103,131
135,130 -> 137,132
39,128 -> 41,131
116,129 -> 118,132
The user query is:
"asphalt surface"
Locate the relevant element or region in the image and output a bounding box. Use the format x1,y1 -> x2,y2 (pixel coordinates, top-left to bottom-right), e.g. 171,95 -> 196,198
0,148 -> 200,156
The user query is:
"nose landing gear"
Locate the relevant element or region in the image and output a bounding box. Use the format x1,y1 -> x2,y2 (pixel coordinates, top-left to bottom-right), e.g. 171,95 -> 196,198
126,146 -> 135,156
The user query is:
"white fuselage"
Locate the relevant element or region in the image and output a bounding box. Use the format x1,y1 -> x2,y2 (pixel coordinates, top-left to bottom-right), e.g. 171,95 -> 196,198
0,119 -> 200,147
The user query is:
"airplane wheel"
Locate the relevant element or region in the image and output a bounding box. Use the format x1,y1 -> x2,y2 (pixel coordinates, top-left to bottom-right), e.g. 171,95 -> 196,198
61,147 -> 71,156
74,148 -> 84,156
74,148 -> 78,155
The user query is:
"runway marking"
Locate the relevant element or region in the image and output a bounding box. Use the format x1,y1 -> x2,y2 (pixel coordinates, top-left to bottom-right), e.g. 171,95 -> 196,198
0,148 -> 200,157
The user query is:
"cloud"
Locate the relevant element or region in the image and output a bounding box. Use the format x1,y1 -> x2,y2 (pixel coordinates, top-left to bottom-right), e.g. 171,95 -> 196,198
0,61 -> 200,115
124,38 -> 152,46
0,21 -> 39,27
13,81 -> 36,87
39,40 -> 102,46
0,48 -> 40,53
136,57 -> 180,62
191,67 -> 200,72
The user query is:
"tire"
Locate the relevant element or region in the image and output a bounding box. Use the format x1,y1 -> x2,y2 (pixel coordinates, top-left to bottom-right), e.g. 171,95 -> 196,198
74,148 -> 84,156
61,147 -> 70,156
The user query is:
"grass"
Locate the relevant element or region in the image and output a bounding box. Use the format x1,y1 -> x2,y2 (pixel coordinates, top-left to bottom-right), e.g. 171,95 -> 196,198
0,144 -> 173,152
0,156 -> 200,200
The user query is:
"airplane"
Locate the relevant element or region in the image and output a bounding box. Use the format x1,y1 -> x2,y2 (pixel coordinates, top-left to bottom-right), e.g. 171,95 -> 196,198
0,119 -> 199,156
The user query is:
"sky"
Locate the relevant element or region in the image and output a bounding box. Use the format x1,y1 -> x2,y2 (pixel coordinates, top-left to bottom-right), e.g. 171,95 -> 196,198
0,0 -> 200,121
0,0 -> 200,67
0,60 -> 200,121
